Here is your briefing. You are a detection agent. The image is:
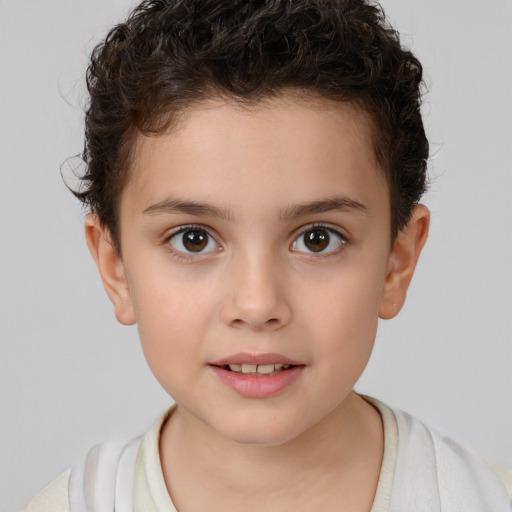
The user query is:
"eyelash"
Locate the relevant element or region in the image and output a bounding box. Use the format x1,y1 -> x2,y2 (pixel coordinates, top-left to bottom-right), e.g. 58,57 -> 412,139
164,224 -> 220,262
164,222 -> 348,261
291,223 -> 348,256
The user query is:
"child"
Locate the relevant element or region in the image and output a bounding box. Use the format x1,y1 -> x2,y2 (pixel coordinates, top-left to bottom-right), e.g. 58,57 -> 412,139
23,0 -> 512,510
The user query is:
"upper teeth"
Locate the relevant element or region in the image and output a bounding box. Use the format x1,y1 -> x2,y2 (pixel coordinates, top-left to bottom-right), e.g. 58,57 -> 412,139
228,363 -> 289,374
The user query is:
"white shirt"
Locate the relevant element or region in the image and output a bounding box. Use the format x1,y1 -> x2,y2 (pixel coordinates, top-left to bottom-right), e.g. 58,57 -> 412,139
24,397 -> 512,512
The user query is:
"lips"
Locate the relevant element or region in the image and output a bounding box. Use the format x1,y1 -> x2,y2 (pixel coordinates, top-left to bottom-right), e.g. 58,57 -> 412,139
210,352 -> 303,367
209,353 -> 305,398
224,363 -> 294,375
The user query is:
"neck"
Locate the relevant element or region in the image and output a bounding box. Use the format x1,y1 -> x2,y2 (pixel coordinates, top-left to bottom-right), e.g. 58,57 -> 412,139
159,392 -> 384,511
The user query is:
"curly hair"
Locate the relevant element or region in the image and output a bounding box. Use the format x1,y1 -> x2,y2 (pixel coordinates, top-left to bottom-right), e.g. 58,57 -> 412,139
75,0 -> 428,253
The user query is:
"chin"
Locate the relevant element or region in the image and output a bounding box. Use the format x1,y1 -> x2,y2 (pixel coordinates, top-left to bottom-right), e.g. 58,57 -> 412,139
227,431 -> 298,447
214,416 -> 306,447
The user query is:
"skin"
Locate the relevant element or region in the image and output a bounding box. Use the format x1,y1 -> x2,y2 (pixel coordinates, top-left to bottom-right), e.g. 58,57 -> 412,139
86,95 -> 429,511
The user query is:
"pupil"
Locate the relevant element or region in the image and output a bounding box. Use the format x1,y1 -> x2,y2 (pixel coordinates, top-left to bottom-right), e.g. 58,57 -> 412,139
183,230 -> 208,252
304,229 -> 329,252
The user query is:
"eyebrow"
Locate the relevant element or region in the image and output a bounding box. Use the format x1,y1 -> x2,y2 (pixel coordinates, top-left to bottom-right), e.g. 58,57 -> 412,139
143,199 -> 234,220
143,195 -> 367,220
279,196 -> 368,219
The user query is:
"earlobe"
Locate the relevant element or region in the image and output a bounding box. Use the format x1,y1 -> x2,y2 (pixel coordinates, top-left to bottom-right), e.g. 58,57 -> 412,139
84,215 -> 136,325
379,205 -> 430,320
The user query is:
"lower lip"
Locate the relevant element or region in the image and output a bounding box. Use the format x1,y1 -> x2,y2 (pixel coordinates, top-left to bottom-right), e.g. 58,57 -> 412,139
210,365 -> 304,398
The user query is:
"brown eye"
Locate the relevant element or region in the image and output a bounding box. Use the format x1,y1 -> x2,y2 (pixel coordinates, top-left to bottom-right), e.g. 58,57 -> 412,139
304,229 -> 330,252
292,226 -> 344,254
169,227 -> 218,254
182,229 -> 208,251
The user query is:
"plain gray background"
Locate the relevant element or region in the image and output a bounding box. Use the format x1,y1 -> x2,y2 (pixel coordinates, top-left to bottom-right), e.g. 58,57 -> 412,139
1,0 -> 511,509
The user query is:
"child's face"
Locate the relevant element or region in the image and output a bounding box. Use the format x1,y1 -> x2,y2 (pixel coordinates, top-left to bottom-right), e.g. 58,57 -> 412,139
88,96 -> 427,445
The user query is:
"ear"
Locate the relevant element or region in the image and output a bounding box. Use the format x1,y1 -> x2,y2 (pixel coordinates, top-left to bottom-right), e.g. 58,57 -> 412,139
84,215 -> 136,325
379,205 -> 430,319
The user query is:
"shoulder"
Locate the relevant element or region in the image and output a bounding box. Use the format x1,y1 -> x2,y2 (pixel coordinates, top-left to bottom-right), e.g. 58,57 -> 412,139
23,470 -> 70,512
394,406 -> 512,498
481,457 -> 512,500
22,437 -> 141,512
391,405 -> 512,509
21,409 -> 173,512
365,396 -> 512,511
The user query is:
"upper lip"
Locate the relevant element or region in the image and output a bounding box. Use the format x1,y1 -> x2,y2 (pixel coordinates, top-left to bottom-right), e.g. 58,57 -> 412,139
210,352 -> 304,366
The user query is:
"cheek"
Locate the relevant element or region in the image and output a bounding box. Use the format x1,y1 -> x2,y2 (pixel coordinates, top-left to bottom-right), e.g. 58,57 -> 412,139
297,257 -> 386,358
134,286 -> 212,397
128,268 -> 219,365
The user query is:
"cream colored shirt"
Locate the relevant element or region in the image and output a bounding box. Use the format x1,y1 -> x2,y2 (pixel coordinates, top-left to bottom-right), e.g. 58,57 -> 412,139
24,399 -> 512,512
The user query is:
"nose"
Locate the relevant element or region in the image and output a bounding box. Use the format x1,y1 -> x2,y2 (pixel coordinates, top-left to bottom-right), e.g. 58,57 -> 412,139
221,249 -> 292,331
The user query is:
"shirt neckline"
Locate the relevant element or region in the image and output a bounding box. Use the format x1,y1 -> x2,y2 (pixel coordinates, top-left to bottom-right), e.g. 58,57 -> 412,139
134,396 -> 398,512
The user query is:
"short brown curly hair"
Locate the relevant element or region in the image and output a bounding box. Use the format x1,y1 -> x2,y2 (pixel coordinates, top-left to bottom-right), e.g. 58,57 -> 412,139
75,0 -> 428,253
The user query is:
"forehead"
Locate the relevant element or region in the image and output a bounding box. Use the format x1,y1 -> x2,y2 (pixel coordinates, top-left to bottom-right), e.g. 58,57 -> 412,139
124,95 -> 388,218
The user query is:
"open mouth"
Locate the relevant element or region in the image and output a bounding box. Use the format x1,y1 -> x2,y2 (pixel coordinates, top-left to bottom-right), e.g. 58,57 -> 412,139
216,363 -> 299,376
210,360 -> 305,397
